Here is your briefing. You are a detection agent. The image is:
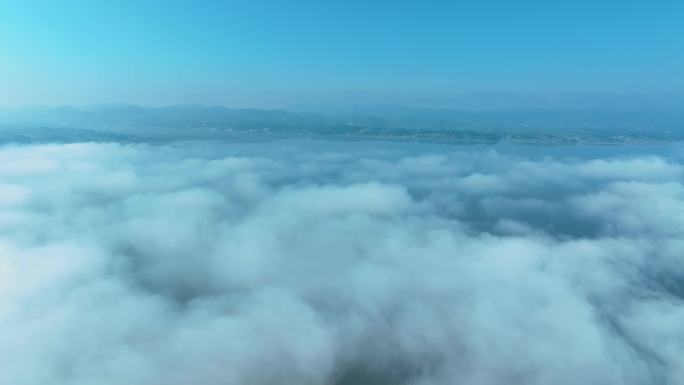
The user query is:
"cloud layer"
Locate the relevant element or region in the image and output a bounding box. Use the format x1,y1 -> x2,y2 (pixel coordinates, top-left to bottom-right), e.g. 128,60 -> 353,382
1,140 -> 683,385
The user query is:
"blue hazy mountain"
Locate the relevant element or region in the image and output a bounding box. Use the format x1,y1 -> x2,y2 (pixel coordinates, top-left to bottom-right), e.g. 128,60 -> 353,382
0,104 -> 682,144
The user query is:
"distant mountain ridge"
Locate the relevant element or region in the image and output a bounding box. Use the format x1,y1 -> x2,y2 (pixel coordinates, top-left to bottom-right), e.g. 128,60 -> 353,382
0,104 -> 682,144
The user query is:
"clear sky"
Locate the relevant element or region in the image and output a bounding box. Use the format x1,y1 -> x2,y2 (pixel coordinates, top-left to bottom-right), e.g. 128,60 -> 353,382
1,0 -> 682,108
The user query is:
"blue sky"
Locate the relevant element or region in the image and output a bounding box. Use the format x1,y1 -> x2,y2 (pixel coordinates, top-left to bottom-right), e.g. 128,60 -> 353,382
1,0 -> 682,107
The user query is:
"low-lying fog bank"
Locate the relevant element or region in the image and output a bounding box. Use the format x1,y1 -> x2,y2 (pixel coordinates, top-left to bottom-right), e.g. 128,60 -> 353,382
1,139 -> 683,385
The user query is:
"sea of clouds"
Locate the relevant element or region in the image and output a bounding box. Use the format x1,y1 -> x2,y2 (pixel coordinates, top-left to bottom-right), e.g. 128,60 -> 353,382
1,139 -> 683,385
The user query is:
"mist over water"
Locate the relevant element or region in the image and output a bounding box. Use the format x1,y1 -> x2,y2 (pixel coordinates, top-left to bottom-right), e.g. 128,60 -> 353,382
1,139 -> 684,385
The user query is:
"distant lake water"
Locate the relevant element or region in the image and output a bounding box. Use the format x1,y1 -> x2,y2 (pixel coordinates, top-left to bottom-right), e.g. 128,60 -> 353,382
172,135 -> 684,162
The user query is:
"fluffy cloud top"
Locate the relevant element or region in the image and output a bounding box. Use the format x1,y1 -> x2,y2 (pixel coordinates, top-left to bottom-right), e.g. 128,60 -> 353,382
0,140 -> 683,385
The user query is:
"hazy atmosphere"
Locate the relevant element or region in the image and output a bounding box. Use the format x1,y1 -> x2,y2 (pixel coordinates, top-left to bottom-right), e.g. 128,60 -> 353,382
1,1 -> 684,385
1,0 -> 683,107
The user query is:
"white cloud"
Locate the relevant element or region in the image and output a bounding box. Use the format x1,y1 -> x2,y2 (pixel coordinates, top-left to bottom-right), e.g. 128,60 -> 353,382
0,141 -> 683,385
